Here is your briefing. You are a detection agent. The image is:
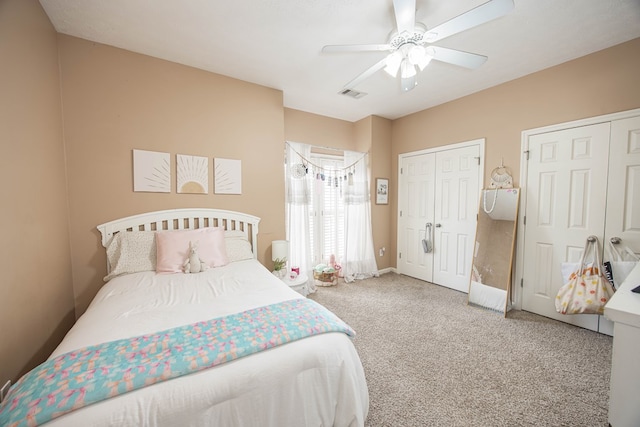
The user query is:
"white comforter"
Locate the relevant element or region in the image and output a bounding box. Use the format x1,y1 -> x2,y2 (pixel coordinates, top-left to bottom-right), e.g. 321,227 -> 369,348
46,260 -> 368,427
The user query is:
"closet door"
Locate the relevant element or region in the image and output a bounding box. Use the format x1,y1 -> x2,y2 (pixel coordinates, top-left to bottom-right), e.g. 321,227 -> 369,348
521,123 -> 610,332
433,146 -> 481,292
397,153 -> 436,282
598,116 -> 640,334
605,116 -> 640,254
397,141 -> 482,291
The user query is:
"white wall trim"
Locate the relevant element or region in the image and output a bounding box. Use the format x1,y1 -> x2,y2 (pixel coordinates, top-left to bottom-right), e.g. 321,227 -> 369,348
398,138 -> 486,159
521,108 -> 640,141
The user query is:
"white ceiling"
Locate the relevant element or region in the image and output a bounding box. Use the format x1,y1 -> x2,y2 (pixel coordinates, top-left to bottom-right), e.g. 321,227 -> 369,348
40,0 -> 640,122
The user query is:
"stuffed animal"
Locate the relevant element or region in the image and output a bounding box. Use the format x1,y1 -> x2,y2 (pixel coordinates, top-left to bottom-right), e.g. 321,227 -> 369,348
183,241 -> 208,273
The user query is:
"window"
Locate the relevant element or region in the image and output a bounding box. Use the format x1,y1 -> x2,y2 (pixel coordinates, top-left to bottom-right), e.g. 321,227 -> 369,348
308,154 -> 345,266
286,141 -> 377,282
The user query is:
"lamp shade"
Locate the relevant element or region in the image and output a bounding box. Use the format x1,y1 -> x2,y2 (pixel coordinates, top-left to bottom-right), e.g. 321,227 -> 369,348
383,51 -> 402,77
272,240 -> 289,261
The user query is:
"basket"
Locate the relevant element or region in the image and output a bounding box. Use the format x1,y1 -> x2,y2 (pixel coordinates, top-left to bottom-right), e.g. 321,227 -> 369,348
313,270 -> 338,287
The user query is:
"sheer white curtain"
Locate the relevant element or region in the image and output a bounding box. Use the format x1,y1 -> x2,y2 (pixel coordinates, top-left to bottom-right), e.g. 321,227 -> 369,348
285,142 -> 378,287
285,142 -> 316,294
342,150 -> 378,282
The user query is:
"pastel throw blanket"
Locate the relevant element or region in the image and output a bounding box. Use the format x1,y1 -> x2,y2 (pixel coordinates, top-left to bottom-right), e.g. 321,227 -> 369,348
0,298 -> 354,427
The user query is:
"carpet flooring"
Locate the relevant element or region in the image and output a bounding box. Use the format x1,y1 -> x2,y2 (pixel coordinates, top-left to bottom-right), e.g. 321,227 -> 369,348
308,273 -> 613,427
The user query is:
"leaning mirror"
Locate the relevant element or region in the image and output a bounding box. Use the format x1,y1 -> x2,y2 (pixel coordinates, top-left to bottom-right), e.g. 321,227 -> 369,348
468,188 -> 520,316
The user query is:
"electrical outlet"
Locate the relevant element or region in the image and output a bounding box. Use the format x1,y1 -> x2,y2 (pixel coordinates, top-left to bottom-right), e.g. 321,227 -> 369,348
0,380 -> 10,402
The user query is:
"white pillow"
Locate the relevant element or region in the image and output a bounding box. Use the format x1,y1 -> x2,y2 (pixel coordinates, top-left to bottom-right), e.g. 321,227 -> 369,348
104,231 -> 156,281
225,230 -> 254,262
225,239 -> 254,262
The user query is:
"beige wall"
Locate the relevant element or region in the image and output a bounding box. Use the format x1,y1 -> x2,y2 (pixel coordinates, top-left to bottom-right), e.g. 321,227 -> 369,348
355,116 -> 393,270
390,37 -> 640,266
58,35 -> 287,316
370,116 -> 393,270
284,108 -> 356,150
0,0 -> 74,383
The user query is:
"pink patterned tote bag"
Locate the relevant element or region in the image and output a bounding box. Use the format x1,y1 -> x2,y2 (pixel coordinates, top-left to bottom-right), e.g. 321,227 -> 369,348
555,236 -> 615,315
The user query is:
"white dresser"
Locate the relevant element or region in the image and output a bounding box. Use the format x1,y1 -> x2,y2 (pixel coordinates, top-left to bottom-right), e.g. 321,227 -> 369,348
604,263 -> 640,427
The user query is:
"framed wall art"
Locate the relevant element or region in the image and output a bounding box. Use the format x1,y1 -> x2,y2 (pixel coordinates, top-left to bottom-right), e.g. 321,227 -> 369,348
214,158 -> 242,195
177,154 -> 209,194
133,149 -> 171,193
376,178 -> 388,205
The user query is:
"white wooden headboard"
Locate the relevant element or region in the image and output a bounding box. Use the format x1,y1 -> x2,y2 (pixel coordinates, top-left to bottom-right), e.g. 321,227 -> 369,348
97,208 -> 261,259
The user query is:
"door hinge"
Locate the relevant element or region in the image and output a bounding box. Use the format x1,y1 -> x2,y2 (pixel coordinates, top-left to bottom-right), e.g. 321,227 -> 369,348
399,252 -> 402,259
520,278 -> 524,288
400,210 -> 403,217
400,167 -> 403,174
474,156 -> 481,165
524,150 -> 530,160
523,215 -> 526,225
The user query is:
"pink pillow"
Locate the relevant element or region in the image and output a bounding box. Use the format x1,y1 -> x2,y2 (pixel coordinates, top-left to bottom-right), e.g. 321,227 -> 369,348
156,227 -> 229,273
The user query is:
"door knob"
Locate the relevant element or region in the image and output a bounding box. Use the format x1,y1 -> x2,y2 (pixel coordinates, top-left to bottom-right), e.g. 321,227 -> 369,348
610,237 -> 621,244
435,223 -> 442,228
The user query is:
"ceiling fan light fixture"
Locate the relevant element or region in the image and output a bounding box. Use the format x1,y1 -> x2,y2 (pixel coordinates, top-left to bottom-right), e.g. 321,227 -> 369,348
416,54 -> 433,71
407,45 -> 425,64
400,58 -> 416,79
383,51 -> 403,77
400,73 -> 417,92
416,46 -> 436,70
408,44 -> 433,71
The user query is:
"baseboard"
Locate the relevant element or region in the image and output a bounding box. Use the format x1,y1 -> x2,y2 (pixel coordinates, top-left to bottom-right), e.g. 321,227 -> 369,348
376,267 -> 396,275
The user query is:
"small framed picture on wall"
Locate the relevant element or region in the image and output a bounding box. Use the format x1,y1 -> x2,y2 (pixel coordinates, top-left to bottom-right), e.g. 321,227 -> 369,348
376,178 -> 389,205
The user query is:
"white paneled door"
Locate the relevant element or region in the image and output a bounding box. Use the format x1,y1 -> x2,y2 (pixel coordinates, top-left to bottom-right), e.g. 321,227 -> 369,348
397,152 -> 436,281
521,123 -> 610,331
398,142 -> 482,292
521,111 -> 640,334
433,146 -> 482,291
605,116 -> 640,255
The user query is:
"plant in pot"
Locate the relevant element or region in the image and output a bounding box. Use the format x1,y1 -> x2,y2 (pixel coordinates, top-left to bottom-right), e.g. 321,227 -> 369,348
273,257 -> 287,278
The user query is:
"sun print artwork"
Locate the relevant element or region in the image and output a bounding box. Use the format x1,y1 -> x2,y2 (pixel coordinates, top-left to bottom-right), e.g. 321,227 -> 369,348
177,154 -> 209,194
214,158 -> 242,195
133,149 -> 171,193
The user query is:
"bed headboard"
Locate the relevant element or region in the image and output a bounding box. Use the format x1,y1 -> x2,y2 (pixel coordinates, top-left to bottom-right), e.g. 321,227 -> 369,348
97,208 -> 261,259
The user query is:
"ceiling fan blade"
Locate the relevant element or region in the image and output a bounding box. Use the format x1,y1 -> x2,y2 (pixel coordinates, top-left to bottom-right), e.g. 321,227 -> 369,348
424,0 -> 514,43
430,46 -> 487,69
393,0 -> 416,35
322,44 -> 392,53
342,57 -> 389,89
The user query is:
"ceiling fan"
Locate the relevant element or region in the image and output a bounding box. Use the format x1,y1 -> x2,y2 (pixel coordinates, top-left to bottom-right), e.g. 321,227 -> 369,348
322,0 -> 514,93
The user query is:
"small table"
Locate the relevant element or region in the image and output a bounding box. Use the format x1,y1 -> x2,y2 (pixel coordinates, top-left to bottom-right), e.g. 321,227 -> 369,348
604,262 -> 640,427
281,273 -> 309,296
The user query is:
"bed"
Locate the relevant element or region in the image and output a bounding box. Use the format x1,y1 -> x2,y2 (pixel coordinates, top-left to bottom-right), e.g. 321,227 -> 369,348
0,208 -> 368,427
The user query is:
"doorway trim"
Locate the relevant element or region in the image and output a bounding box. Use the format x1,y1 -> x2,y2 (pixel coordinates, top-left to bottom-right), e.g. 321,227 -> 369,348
397,138 -> 485,161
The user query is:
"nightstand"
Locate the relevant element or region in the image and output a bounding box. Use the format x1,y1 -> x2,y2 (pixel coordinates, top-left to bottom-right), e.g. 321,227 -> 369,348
281,273 -> 309,297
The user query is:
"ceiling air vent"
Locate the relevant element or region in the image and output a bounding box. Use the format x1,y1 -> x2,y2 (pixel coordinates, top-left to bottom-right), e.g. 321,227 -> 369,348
339,88 -> 367,99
